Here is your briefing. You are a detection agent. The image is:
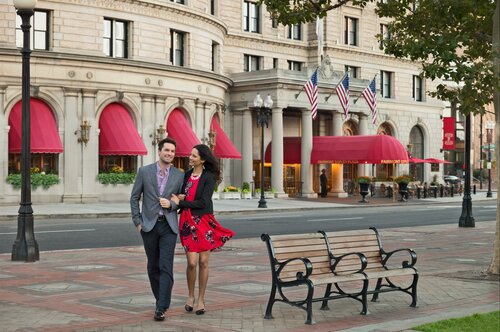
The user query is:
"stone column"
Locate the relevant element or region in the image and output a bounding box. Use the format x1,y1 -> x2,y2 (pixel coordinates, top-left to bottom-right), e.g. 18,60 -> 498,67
331,111 -> 347,197
153,96 -> 166,160
62,88 -> 81,203
358,113 -> 369,177
141,94 -> 155,165
241,109 -> 253,187
301,109 -> 315,197
81,90 -> 98,202
194,98 -> 204,140
271,107 -> 286,197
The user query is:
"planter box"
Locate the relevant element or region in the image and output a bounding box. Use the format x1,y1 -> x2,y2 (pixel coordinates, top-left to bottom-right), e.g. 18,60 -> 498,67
212,192 -> 219,200
241,192 -> 252,199
220,192 -> 241,200
255,192 -> 274,199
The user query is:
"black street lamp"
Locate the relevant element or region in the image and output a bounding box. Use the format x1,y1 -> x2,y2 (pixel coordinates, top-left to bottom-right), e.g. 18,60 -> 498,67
486,121 -> 494,198
459,113 -> 475,227
253,93 -> 273,208
11,0 -> 39,262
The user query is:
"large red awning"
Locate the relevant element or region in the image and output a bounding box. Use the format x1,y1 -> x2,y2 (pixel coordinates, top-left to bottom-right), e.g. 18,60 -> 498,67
8,98 -> 63,153
166,109 -> 201,157
265,135 -> 409,164
210,117 -> 242,159
99,103 -> 147,155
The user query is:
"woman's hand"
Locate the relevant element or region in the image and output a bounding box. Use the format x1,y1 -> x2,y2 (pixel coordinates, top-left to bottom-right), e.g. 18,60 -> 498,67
159,197 -> 171,209
170,194 -> 180,205
177,194 -> 186,201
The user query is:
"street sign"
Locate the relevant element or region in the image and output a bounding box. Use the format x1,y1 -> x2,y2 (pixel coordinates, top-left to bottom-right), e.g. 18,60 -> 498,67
481,144 -> 495,149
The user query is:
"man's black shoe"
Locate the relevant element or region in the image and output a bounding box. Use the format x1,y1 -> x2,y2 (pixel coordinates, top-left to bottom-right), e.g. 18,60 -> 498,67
154,309 -> 166,321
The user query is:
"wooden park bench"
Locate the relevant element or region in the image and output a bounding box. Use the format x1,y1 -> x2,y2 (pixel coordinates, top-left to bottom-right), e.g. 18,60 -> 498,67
321,227 -> 418,312
261,232 -> 368,324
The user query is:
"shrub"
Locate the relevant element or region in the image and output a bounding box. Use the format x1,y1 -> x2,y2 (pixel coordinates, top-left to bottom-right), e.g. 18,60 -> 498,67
357,176 -> 372,184
97,172 -> 136,185
7,173 -> 60,190
394,174 -> 412,184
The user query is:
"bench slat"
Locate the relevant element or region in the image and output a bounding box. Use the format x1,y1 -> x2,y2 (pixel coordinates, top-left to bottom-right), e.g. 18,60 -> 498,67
273,243 -> 329,254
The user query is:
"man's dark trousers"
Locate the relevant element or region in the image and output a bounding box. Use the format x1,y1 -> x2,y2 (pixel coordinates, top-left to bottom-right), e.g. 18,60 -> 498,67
141,217 -> 177,311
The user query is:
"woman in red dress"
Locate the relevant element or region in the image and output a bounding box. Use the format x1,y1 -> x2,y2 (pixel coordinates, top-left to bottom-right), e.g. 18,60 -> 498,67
171,144 -> 234,315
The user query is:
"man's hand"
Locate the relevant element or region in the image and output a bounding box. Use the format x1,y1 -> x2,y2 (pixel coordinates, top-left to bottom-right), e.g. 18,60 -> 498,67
159,197 -> 171,209
170,194 -> 180,205
136,224 -> 142,232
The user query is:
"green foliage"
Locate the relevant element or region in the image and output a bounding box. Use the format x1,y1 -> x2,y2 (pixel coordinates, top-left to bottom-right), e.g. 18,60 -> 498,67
97,172 -> 136,185
413,310 -> 499,332
394,174 -> 412,184
6,173 -> 60,190
357,176 -> 372,184
258,0 -> 371,25
242,182 -> 250,191
376,0 -> 498,115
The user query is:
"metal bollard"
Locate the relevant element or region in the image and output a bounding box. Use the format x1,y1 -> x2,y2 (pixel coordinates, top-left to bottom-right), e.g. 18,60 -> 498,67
473,184 -> 476,194
417,187 -> 421,199
434,187 -> 438,198
450,185 -> 454,197
440,185 -> 444,197
423,187 -> 428,198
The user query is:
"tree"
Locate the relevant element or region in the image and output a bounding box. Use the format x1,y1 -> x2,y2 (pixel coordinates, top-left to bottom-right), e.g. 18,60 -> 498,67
260,0 -> 500,274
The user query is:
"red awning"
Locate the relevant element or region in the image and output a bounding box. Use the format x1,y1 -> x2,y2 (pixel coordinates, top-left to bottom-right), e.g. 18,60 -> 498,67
409,157 -> 426,163
8,98 -> 63,153
210,117 -> 242,159
423,158 -> 452,164
166,109 -> 201,157
99,103 -> 147,155
265,135 -> 409,164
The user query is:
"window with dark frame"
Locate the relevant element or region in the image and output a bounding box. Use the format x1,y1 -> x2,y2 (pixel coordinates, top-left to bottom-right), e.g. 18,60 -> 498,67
379,24 -> 390,49
16,10 -> 49,50
273,58 -> 278,68
211,41 -> 219,72
380,70 -> 393,98
344,16 -> 358,46
8,153 -> 59,175
171,0 -> 185,4
103,18 -> 128,58
287,24 -> 301,40
210,0 -> 215,15
271,18 -> 278,28
413,75 -> 423,101
99,155 -> 137,173
288,60 -> 302,71
243,1 -> 260,33
244,54 -> 261,72
344,65 -> 359,78
170,30 -> 185,66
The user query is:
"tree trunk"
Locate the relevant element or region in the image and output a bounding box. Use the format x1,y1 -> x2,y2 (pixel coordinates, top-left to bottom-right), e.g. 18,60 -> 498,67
488,0 -> 500,275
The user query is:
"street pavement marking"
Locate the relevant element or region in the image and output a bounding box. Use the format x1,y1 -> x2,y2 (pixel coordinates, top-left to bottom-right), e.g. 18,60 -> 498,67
307,217 -> 363,222
0,228 -> 96,235
233,214 -> 303,220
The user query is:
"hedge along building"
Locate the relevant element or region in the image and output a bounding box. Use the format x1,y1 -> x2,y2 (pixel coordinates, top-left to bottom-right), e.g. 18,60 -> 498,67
0,0 -> 445,204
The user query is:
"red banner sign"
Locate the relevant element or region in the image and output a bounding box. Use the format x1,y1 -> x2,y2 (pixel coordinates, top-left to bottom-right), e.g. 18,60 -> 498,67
442,117 -> 455,150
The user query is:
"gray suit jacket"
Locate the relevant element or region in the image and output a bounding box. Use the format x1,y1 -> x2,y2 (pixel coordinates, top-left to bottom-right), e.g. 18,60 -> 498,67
130,163 -> 184,233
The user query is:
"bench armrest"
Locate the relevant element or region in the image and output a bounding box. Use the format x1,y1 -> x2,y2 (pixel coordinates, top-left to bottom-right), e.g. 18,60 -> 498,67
381,248 -> 417,268
331,252 -> 367,274
276,257 -> 313,280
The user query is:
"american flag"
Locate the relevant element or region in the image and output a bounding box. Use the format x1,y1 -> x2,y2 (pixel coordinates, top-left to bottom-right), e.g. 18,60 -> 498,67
362,78 -> 377,124
336,73 -> 349,118
304,69 -> 318,120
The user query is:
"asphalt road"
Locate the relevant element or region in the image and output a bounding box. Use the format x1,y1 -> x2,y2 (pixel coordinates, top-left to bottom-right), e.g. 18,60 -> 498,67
0,201 -> 496,254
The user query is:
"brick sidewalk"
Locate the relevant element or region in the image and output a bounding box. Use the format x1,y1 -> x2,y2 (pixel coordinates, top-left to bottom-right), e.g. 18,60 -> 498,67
0,221 -> 498,332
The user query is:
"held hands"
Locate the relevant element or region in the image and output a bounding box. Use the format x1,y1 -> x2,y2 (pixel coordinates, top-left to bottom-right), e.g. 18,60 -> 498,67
159,197 -> 171,209
170,194 -> 180,205
177,194 -> 186,201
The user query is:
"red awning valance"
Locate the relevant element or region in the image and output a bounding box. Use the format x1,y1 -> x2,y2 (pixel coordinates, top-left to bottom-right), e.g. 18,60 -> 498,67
8,98 -> 63,154
166,109 -> 201,157
99,103 -> 147,155
210,117 -> 242,159
265,135 -> 409,164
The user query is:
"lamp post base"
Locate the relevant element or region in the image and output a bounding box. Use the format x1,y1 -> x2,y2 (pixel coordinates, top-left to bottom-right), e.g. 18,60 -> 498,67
458,194 -> 475,228
258,197 -> 267,208
12,212 -> 39,262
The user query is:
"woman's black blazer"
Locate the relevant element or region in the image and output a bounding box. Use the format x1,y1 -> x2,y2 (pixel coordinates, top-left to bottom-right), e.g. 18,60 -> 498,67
178,169 -> 215,216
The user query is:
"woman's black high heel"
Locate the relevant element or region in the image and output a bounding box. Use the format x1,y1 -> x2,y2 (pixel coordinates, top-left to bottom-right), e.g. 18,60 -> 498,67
184,298 -> 194,312
195,302 -> 205,315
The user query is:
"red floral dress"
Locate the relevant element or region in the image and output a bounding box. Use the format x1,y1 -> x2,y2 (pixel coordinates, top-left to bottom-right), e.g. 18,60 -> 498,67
179,175 -> 235,253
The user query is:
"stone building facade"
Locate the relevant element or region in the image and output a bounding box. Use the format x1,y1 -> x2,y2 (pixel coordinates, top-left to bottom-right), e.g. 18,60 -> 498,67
0,0 -> 445,204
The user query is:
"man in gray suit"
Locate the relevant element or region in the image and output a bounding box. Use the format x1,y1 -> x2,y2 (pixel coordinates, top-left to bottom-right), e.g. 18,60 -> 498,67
130,137 -> 184,321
